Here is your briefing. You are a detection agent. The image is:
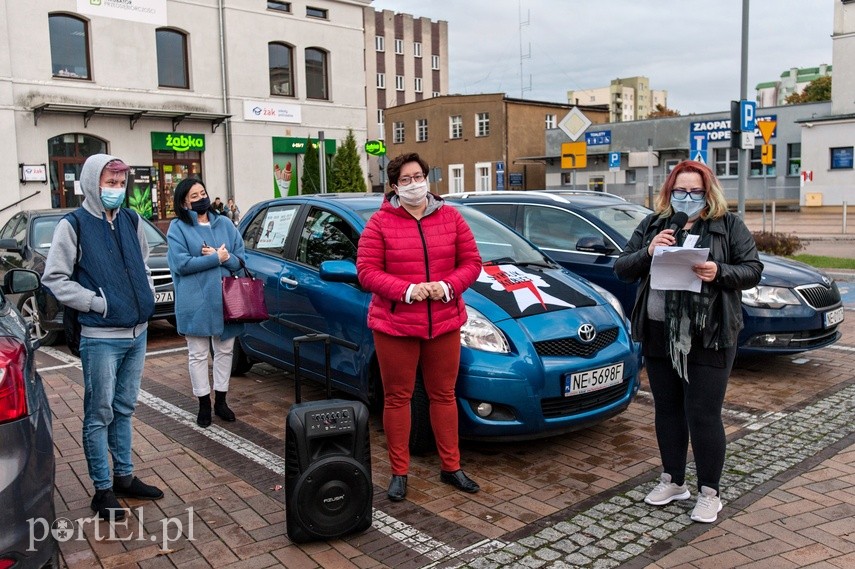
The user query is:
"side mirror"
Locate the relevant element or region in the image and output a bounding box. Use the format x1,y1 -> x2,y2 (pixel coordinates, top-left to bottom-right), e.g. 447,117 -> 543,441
0,238 -> 21,253
576,236 -> 615,255
3,268 -> 40,294
319,260 -> 359,284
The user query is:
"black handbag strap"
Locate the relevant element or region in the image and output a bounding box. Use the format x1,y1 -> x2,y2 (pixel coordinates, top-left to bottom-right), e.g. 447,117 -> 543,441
227,256 -> 256,279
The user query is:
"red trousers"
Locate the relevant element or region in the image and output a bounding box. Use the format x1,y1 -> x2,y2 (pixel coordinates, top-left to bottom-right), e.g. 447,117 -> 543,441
373,329 -> 462,475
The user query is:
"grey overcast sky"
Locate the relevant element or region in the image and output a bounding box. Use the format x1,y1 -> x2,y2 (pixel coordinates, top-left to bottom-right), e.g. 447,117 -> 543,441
370,0 -> 835,115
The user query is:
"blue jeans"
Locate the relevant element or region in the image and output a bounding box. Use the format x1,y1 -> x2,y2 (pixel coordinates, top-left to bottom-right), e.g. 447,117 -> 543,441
80,332 -> 147,490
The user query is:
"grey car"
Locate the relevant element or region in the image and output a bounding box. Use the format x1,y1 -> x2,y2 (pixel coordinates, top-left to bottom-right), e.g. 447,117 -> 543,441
0,209 -> 175,345
0,269 -> 58,567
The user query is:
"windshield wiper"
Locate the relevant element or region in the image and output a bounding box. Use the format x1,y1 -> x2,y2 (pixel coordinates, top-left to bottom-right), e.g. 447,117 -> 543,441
483,257 -> 555,269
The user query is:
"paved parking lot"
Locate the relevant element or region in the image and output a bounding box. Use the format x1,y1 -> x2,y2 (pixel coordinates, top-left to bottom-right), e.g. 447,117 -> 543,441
38,295 -> 855,569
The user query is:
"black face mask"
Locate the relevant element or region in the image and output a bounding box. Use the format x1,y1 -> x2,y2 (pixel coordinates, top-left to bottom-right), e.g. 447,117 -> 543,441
189,197 -> 211,214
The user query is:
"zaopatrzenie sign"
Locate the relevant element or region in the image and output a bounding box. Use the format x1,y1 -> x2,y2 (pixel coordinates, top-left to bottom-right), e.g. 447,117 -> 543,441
151,132 -> 206,153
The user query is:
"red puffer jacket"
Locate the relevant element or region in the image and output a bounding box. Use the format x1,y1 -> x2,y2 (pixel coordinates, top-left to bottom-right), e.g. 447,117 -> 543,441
357,196 -> 482,339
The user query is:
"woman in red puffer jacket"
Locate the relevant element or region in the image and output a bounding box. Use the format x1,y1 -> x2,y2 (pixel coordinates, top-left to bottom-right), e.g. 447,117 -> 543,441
357,152 -> 482,503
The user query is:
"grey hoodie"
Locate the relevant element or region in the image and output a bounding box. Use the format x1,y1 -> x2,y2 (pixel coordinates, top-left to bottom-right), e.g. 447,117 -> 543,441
42,153 -> 154,339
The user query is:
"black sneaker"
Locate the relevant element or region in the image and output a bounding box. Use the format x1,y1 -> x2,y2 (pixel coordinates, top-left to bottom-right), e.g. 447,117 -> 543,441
91,489 -> 126,521
113,475 -> 164,500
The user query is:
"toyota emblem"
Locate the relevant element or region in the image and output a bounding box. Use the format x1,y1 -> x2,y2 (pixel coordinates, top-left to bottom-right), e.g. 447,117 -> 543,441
578,323 -> 596,343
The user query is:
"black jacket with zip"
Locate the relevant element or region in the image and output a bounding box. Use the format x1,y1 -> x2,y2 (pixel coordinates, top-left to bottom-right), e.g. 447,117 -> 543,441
614,211 -> 763,351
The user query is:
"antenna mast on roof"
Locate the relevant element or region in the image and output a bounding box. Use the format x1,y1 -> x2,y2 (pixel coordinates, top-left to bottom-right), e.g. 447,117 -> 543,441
519,0 -> 531,98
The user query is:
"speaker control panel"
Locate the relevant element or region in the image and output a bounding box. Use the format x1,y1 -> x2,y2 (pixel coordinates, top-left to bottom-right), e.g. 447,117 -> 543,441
306,407 -> 355,433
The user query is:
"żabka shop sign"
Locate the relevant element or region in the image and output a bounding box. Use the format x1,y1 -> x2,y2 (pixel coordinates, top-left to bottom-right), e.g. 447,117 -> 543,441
151,132 -> 205,153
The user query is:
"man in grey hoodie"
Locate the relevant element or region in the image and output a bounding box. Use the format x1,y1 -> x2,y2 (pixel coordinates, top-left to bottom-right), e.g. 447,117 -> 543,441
43,154 -> 163,521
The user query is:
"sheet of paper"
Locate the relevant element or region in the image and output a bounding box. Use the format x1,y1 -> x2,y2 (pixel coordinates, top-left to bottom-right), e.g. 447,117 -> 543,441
650,247 -> 710,292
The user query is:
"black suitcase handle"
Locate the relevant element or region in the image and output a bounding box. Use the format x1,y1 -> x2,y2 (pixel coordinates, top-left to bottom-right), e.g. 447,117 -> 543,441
293,333 -> 331,403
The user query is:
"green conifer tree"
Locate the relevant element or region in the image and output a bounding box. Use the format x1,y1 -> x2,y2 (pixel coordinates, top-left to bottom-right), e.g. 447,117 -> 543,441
300,137 -> 321,194
330,129 -> 367,193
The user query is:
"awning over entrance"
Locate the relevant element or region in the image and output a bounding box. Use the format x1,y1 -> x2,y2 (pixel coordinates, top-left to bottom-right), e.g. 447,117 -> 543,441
32,103 -> 231,133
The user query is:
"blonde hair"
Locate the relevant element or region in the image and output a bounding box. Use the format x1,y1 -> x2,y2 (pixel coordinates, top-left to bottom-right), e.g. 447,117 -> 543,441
653,160 -> 728,220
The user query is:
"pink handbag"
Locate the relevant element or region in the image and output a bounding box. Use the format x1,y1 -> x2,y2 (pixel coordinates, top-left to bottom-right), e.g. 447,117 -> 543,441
222,261 -> 269,323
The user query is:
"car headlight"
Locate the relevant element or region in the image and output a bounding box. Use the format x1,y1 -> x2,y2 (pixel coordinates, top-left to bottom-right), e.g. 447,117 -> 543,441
460,306 -> 510,353
741,286 -> 801,309
587,282 -> 626,320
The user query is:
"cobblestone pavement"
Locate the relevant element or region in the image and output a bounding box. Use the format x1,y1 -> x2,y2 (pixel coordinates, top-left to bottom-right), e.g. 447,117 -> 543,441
35,209 -> 855,569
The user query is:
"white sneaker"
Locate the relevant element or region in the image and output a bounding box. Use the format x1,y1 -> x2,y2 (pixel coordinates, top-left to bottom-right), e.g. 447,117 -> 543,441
691,486 -> 723,523
644,473 -> 691,505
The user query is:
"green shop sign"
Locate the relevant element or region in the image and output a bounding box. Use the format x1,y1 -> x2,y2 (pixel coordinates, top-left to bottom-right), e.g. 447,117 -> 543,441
364,140 -> 386,156
272,136 -> 336,155
151,132 -> 206,153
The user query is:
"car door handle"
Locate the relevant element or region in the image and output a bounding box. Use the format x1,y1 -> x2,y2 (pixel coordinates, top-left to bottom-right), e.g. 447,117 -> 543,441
280,276 -> 299,287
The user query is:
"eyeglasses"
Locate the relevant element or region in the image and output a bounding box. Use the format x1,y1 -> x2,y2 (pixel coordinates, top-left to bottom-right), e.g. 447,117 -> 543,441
672,188 -> 706,202
396,173 -> 425,185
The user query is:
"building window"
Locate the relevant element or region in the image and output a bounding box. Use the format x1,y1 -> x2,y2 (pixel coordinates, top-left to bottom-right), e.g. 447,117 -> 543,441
750,145 -> 776,176
375,36 -> 385,52
306,6 -> 328,19
450,165 -> 464,192
432,91 -> 441,98
49,14 -> 91,80
267,1 -> 291,12
714,148 -> 739,177
377,109 -> 384,129
305,48 -> 328,100
156,28 -> 189,88
786,143 -> 801,176
476,112 -> 490,137
376,73 -> 385,89
395,75 -> 404,91
414,77 -> 423,93
545,114 -> 556,129
268,42 -> 294,96
449,115 -> 462,139
830,147 -> 854,170
395,39 -> 404,54
414,42 -> 422,58
431,55 -> 440,70
475,162 -> 492,191
416,119 -> 428,142
393,121 -> 404,144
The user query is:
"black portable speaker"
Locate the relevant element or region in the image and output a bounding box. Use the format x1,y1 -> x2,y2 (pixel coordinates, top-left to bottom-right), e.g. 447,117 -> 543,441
285,334 -> 373,543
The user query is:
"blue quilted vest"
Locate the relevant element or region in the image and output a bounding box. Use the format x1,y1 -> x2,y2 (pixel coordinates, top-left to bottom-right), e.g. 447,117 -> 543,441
66,208 -> 155,328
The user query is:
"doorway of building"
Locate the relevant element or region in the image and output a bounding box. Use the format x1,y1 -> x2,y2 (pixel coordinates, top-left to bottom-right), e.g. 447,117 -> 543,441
48,134 -> 108,209
153,151 -> 202,221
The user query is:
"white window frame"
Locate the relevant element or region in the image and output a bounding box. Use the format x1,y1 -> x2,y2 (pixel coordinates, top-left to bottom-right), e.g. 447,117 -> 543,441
376,73 -> 385,89
545,114 -> 556,129
413,42 -> 422,58
395,75 -> 404,91
416,118 -> 428,142
375,36 -> 385,52
377,109 -> 384,130
432,91 -> 441,98
431,54 -> 440,70
449,115 -> 462,139
449,164 -> 464,193
414,77 -> 423,93
394,38 -> 404,54
393,121 -> 404,144
476,112 -> 490,137
475,162 -> 492,191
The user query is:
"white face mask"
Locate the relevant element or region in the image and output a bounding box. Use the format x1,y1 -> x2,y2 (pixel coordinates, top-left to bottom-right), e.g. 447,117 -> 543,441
396,180 -> 428,206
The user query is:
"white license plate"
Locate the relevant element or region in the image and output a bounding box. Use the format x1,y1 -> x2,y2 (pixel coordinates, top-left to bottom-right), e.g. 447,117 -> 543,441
155,291 -> 174,304
564,362 -> 624,397
824,306 -> 844,328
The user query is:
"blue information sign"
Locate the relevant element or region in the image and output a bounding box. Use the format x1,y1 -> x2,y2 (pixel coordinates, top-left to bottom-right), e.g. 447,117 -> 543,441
585,130 -> 611,146
509,172 -> 524,187
608,152 -> 620,170
690,133 -> 708,164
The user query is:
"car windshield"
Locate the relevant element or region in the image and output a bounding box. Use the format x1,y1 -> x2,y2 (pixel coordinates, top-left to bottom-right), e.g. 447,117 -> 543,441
32,216 -> 166,252
357,203 -> 552,265
585,203 -> 651,242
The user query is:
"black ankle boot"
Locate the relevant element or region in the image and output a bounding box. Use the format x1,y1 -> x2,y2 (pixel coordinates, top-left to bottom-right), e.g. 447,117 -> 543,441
197,394 -> 212,427
214,390 -> 236,422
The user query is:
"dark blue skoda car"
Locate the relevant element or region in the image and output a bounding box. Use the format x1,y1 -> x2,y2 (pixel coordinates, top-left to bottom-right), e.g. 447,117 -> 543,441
235,193 -> 641,451
447,190 -> 843,356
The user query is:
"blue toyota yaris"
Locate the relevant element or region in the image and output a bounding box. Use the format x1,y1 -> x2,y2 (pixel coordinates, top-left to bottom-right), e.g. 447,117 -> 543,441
235,193 -> 640,452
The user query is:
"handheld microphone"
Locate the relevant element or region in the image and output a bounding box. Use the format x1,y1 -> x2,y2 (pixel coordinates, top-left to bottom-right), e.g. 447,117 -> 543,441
668,211 -> 689,233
